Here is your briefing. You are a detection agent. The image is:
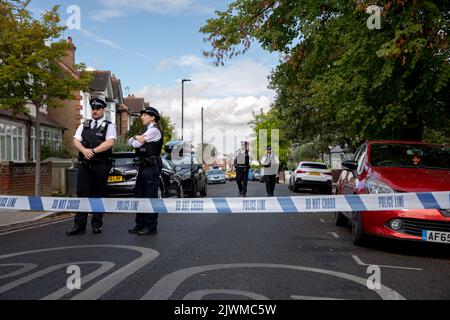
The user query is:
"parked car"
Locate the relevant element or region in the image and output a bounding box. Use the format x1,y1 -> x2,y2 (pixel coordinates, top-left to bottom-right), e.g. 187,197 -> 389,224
248,169 -> 255,181
226,170 -> 236,181
106,152 -> 184,198
164,141 -> 208,198
253,170 -> 262,181
207,169 -> 226,184
289,162 -> 332,194
335,140 -> 450,246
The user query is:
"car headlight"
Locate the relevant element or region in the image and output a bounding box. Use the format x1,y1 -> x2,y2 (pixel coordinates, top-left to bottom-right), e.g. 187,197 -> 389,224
366,178 -> 394,194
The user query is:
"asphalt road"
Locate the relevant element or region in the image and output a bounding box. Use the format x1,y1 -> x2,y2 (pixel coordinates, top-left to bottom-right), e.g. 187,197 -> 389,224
0,180 -> 449,300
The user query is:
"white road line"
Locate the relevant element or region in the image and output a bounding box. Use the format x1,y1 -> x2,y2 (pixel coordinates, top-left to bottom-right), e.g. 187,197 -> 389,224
351,255 -> 423,271
184,290 -> 269,300
320,219 -> 326,223
142,263 -> 405,300
0,218 -> 73,236
331,232 -> 340,239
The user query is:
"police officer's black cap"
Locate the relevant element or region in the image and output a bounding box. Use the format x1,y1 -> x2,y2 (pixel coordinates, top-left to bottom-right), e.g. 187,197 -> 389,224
141,107 -> 161,121
267,146 -> 272,151
90,98 -> 107,109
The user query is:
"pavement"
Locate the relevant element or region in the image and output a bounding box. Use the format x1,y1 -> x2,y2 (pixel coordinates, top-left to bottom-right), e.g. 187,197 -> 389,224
0,210 -> 62,228
0,181 -> 449,300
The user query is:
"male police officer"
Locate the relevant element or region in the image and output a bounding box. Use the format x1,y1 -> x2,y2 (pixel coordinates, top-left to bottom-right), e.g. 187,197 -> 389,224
260,146 -> 280,197
128,107 -> 163,235
67,98 -> 117,236
234,141 -> 252,197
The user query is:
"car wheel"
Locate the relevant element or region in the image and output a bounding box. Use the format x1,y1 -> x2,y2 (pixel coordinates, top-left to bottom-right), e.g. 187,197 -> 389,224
351,212 -> 367,246
200,182 -> 208,197
335,212 -> 348,227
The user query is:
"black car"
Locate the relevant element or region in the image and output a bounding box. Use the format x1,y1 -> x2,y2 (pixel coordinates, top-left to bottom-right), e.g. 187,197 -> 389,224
106,152 -> 183,198
164,141 -> 208,198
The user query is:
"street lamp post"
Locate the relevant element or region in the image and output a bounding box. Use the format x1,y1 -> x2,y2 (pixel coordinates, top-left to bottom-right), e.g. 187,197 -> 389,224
181,79 -> 191,141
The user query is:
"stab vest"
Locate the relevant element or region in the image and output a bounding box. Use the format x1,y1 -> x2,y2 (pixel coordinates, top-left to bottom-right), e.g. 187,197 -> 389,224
79,119 -> 112,161
135,125 -> 164,160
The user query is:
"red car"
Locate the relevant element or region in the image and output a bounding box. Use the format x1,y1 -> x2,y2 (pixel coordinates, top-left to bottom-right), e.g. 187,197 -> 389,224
335,140 -> 450,246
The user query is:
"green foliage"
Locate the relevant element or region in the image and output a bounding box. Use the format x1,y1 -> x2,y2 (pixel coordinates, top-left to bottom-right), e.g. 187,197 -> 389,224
249,108 -> 290,170
112,136 -> 133,153
127,115 -> 175,147
292,143 -> 321,163
201,0 -> 450,145
40,144 -> 72,160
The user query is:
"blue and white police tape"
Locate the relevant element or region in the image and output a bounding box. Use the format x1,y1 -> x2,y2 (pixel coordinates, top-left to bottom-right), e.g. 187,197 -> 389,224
0,192 -> 449,214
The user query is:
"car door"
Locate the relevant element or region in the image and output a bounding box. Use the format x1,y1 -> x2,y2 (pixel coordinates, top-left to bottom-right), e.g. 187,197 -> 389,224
342,144 -> 367,195
161,158 -> 177,196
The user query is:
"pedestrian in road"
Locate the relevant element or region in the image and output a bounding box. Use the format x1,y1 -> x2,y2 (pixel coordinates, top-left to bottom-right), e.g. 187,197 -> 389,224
234,141 -> 252,197
127,107 -> 164,235
260,146 -> 280,197
67,98 -> 117,236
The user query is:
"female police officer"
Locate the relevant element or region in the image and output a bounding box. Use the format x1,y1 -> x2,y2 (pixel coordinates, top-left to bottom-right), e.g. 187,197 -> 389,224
128,107 -> 164,235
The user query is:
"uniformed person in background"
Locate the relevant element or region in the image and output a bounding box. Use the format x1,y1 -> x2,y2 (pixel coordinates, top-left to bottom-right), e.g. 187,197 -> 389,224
260,146 -> 280,197
67,98 -> 117,236
234,141 -> 252,197
128,107 -> 164,235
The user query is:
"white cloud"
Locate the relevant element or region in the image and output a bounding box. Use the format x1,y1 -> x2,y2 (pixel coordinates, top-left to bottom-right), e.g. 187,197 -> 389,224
136,57 -> 275,156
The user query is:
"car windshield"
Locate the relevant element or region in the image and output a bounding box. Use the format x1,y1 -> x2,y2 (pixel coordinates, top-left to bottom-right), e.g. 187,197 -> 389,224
113,158 -> 135,167
170,156 -> 192,167
209,170 -> 223,175
370,144 -> 450,170
301,163 -> 328,170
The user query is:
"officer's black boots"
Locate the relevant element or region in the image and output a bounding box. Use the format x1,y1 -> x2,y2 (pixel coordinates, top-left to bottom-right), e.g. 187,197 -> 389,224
137,227 -> 157,236
66,226 -> 86,236
128,226 -> 140,234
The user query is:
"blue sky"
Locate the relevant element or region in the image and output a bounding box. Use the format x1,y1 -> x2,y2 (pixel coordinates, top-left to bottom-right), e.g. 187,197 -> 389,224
30,0 -> 280,156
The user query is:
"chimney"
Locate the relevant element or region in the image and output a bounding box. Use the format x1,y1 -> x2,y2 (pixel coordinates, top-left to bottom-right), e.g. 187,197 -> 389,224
62,37 -> 76,69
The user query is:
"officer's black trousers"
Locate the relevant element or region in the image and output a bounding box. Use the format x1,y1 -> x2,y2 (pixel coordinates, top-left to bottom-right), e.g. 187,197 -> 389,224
75,161 -> 111,229
264,175 -> 277,197
236,167 -> 249,196
134,166 -> 160,231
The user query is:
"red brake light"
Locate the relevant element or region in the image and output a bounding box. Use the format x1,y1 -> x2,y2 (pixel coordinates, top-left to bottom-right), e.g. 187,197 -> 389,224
323,172 -> 332,176
296,170 -> 306,174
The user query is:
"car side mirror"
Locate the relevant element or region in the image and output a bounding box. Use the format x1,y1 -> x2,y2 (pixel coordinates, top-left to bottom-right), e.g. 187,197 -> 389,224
342,160 -> 358,171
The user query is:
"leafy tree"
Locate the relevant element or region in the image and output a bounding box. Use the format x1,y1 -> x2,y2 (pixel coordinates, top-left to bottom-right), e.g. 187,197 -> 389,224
249,108 -> 290,170
201,0 -> 450,146
128,115 -> 175,147
0,0 -> 91,195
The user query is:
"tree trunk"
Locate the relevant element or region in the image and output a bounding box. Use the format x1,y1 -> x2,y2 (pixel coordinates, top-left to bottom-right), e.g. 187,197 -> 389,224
35,104 -> 41,197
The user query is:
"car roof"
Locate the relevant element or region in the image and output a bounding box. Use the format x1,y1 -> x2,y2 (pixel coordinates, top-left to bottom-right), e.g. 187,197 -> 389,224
112,152 -> 136,158
299,162 -> 327,166
365,140 -> 443,146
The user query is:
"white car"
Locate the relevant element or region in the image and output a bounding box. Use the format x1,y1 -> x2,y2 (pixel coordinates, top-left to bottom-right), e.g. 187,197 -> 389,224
289,162 -> 333,194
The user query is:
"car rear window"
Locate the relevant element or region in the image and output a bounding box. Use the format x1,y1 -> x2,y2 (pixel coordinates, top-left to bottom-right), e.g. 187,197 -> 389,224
301,163 -> 328,170
114,158 -> 135,167
370,144 -> 450,170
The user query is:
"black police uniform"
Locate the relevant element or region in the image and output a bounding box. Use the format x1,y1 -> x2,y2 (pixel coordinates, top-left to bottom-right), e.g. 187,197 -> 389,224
235,149 -> 250,197
133,124 -> 164,234
73,119 -> 113,232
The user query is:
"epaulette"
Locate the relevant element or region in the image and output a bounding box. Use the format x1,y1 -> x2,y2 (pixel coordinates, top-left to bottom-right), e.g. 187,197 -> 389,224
82,119 -> 92,128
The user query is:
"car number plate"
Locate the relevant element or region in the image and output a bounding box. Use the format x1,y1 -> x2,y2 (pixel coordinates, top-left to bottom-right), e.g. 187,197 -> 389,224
309,172 -> 321,176
422,230 -> 450,244
108,176 -> 124,183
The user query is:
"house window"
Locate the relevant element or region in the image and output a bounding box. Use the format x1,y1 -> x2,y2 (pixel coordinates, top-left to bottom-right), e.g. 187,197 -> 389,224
0,120 -> 25,162
31,126 -> 63,160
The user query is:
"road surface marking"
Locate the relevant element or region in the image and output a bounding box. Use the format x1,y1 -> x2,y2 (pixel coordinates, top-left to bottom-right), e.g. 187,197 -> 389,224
291,295 -> 347,300
351,255 -> 423,271
0,245 -> 159,300
0,218 -> 73,237
142,263 -> 405,300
